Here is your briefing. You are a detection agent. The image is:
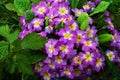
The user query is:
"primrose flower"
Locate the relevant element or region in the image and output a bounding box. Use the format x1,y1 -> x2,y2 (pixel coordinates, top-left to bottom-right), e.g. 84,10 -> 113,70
86,26 -> 97,38
106,50 -> 118,62
58,28 -> 75,42
61,66 -> 74,79
32,1 -> 48,17
57,3 -> 69,16
67,21 -> 79,31
31,18 -> 44,31
34,62 -> 43,74
72,8 -> 83,17
82,39 -> 97,51
45,39 -> 59,57
58,41 -> 74,57
94,56 -> 105,72
80,52 -> 96,67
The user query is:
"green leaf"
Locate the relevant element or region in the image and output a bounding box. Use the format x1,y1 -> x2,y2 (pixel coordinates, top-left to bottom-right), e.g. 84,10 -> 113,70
21,33 -> 48,50
68,0 -> 80,8
0,41 -> 9,62
77,13 -> 89,30
25,10 -> 35,22
90,1 -> 110,16
56,22 -> 64,30
5,3 -> 16,11
77,0 -> 87,8
8,29 -> 20,44
31,0 -> 40,3
14,0 -> 32,16
16,54 -> 33,75
98,34 -> 112,43
45,17 -> 49,26
0,25 -> 10,39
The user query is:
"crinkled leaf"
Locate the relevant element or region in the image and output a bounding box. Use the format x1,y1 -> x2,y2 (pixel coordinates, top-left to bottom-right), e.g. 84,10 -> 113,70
98,34 -> 112,43
14,0 -> 32,16
5,3 -> 16,11
16,54 -> 33,75
0,41 -> 9,62
0,25 -> 10,39
8,29 -> 20,44
77,13 -> 89,30
90,1 -> 110,16
21,33 -> 48,50
25,10 -> 35,22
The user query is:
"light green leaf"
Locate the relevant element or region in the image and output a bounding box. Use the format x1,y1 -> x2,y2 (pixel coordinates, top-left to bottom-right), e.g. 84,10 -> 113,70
90,1 -> 110,16
31,0 -> 40,3
8,29 -> 20,44
45,17 -> 49,26
5,3 -> 16,11
56,22 -> 64,30
77,13 -> 89,30
0,25 -> 10,39
21,33 -> 48,50
14,0 -> 32,16
25,10 -> 35,22
98,34 -> 112,43
0,41 -> 9,61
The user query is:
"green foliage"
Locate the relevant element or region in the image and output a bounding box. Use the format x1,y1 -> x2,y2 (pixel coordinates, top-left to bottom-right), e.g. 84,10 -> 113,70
77,13 -> 89,30
68,0 -> 87,8
31,0 -> 40,3
25,10 -> 35,22
90,1 -> 110,16
14,0 -> 32,16
5,3 -> 16,11
45,17 -> 49,26
0,41 -> 9,62
98,34 -> 112,43
21,33 -> 48,50
56,22 -> 65,30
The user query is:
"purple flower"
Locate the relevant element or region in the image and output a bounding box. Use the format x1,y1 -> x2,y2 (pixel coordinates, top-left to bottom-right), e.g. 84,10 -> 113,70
72,8 -> 83,17
82,40 -> 97,51
32,1 -> 48,17
105,17 -> 115,31
34,62 -> 43,73
60,66 -> 74,79
67,21 -> 79,31
58,41 -> 74,57
86,26 -> 97,38
94,56 -> 105,72
79,51 -> 96,67
31,18 -> 44,31
106,50 -> 118,62
19,30 -> 31,39
45,39 -> 59,57
45,25 -> 54,33
57,3 -> 69,16
57,28 -> 75,43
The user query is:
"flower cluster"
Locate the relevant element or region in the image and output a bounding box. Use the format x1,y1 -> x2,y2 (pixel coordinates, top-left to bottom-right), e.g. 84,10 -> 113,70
19,0 -> 120,80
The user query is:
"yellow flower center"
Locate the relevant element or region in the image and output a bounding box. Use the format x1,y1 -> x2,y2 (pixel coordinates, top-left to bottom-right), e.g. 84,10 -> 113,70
107,52 -> 115,61
69,23 -> 76,30
113,34 -> 118,40
76,11 -> 81,16
109,22 -> 114,28
84,52 -> 92,61
60,45 -> 68,52
86,30 -> 93,37
49,45 -> 54,52
96,58 -> 102,67
39,7 -> 45,14
59,7 -> 67,15
74,56 -> 82,64
63,32 -> 72,40
56,57 -> 62,64
64,69 -> 71,75
76,35 -> 82,43
85,41 -> 92,46
35,64 -> 41,72
44,72 -> 50,79
34,20 -> 40,27
49,61 -> 55,69
83,4 -> 89,9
